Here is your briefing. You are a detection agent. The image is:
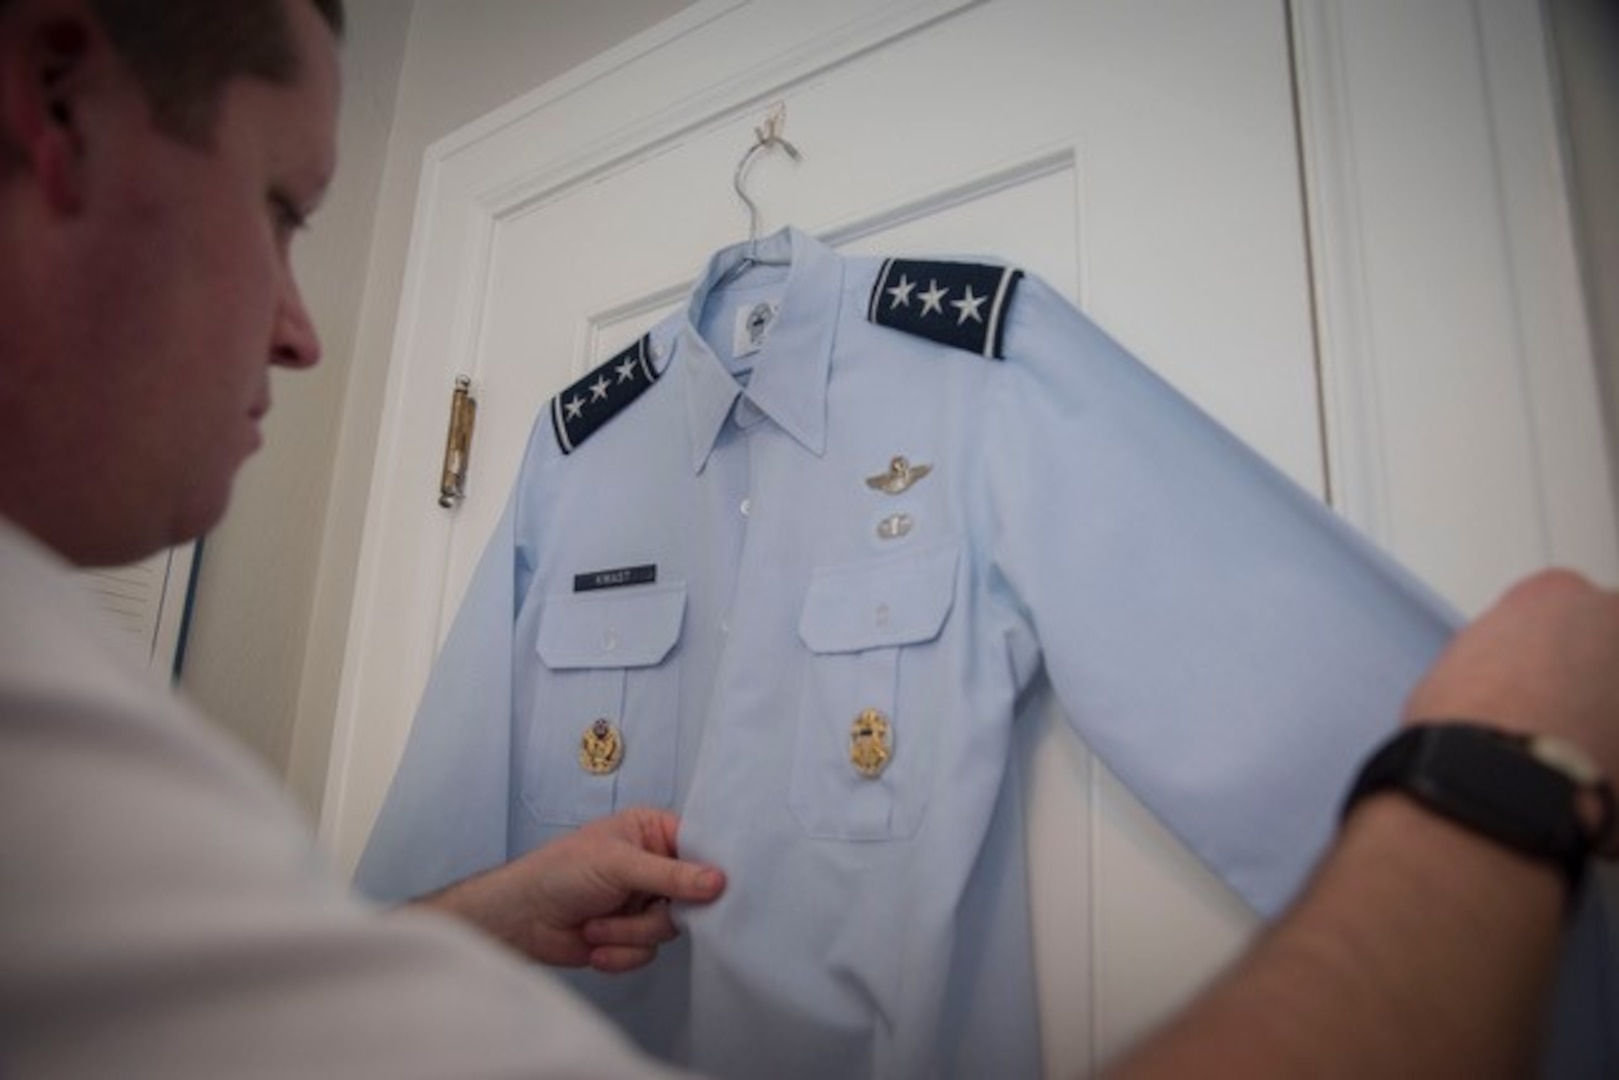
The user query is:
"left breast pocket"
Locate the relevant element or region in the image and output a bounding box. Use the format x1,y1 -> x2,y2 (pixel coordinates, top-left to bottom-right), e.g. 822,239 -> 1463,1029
520,582 -> 685,827
792,544 -> 959,840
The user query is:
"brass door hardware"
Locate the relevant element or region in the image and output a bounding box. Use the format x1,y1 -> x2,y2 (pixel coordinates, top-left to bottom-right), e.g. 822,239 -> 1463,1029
438,375 -> 477,509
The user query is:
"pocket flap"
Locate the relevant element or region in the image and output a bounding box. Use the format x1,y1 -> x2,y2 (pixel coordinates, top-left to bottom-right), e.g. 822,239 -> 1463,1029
536,582 -> 686,669
798,544 -> 959,653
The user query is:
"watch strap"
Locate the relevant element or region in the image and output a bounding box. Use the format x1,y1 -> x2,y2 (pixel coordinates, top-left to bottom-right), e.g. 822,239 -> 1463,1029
1343,723 -> 1610,898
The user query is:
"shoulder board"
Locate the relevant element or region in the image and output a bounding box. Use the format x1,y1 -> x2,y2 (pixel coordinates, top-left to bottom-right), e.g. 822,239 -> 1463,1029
550,334 -> 660,455
867,258 -> 1024,359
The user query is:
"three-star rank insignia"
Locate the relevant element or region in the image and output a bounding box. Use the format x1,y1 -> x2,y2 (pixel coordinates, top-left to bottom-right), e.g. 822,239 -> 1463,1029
551,334 -> 661,455
867,258 -> 1024,359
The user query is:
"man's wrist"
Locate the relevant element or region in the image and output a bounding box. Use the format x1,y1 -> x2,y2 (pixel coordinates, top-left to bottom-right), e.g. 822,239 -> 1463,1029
1342,721 -> 1615,900
1338,792 -> 1566,903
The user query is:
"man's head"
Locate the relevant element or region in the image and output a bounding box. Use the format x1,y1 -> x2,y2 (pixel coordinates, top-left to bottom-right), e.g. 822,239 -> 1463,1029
0,0 -> 344,169
77,0 -> 344,149
0,0 -> 343,566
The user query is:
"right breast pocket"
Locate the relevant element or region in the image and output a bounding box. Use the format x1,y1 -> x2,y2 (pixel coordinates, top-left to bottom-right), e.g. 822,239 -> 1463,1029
519,582 -> 685,827
791,544 -> 959,841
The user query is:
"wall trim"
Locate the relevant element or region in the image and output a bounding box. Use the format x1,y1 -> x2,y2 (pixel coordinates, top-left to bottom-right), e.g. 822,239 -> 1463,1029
1289,0 -> 1616,607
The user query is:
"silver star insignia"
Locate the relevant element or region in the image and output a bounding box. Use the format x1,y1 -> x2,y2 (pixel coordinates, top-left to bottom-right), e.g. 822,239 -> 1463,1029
918,280 -> 948,317
563,396 -> 585,421
886,274 -> 916,309
615,358 -> 638,383
589,375 -> 611,402
952,286 -> 987,325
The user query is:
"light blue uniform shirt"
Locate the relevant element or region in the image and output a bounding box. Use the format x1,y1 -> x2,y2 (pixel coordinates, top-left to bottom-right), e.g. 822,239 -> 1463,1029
358,228 -> 1613,1077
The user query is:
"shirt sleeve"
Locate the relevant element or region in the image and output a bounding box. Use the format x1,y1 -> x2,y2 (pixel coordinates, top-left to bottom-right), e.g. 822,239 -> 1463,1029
984,271 -> 1459,916
984,273 -> 1617,1078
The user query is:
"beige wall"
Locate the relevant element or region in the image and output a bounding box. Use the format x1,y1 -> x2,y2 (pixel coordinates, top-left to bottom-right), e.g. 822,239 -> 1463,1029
183,0 -> 1615,823
1546,0 -> 1619,516
182,0 -> 696,819
181,0 -> 411,812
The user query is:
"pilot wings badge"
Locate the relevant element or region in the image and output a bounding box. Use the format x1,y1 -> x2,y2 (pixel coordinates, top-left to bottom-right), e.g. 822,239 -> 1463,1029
865,455 -> 932,496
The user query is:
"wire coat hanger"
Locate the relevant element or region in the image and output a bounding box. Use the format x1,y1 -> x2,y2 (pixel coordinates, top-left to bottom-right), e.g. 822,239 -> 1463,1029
720,104 -> 802,286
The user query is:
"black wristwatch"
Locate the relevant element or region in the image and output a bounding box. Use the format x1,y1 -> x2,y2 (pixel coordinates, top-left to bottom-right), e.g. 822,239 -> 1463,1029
1342,722 -> 1616,897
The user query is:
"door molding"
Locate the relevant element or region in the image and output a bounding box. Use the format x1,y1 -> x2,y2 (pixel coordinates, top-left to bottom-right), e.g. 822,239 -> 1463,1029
1290,0 -> 1617,609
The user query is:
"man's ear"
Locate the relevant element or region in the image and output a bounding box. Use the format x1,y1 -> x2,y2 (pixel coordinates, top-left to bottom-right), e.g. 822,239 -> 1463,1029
0,6 -> 98,215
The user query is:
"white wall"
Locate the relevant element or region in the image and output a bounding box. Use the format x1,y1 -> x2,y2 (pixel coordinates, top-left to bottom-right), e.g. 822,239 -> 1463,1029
1545,0 -> 1619,512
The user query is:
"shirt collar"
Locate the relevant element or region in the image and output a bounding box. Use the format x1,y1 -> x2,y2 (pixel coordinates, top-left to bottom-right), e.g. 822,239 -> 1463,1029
674,226 -> 843,473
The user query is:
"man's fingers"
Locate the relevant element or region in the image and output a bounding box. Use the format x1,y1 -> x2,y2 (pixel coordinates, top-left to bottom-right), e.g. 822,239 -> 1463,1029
610,847 -> 726,906
669,862 -> 725,902
588,944 -> 658,974
581,904 -> 687,973
595,807 -> 726,902
583,904 -> 679,950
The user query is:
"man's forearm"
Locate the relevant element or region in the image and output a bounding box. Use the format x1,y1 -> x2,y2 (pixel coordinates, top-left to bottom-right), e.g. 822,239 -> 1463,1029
1108,795 -> 1565,1079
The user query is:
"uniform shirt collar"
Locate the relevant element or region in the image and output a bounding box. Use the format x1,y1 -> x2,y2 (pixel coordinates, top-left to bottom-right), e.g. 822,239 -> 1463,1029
675,226 -> 842,472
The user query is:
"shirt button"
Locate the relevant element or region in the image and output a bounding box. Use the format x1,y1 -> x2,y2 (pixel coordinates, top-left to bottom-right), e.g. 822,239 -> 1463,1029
740,497 -> 752,517
649,340 -> 664,362
602,629 -> 620,653
720,618 -> 731,636
875,604 -> 891,628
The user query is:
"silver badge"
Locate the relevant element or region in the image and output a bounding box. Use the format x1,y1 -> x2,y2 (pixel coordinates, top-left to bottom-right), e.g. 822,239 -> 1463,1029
877,513 -> 914,541
865,455 -> 933,495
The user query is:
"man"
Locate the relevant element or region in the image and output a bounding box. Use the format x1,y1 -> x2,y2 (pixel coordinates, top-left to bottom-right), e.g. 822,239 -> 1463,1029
0,0 -> 1613,1076
0,1 -> 720,1074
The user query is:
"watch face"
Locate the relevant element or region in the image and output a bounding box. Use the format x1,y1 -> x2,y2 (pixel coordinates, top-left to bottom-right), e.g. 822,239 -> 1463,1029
1527,734 -> 1603,786
1529,735 -> 1619,853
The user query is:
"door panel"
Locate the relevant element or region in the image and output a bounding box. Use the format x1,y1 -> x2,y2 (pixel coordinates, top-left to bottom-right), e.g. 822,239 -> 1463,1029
327,0 -> 1613,1071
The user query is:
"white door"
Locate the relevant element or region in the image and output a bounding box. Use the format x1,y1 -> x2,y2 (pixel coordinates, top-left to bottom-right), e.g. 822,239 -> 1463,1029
323,0 -> 1614,1073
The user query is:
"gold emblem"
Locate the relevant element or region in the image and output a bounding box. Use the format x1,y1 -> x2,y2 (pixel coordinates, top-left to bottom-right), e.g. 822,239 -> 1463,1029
865,455 -> 933,495
849,708 -> 893,779
579,718 -> 624,775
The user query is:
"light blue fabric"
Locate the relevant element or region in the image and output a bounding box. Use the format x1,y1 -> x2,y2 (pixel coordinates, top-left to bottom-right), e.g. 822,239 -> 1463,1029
357,227 -> 1612,1077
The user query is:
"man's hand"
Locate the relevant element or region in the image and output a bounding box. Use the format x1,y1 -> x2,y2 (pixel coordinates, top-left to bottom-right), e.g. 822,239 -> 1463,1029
1402,568 -> 1619,851
1107,570 -> 1619,1079
409,807 -> 725,972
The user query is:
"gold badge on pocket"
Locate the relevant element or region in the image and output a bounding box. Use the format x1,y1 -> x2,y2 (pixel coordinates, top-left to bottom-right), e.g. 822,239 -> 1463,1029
580,718 -> 624,775
849,708 -> 893,779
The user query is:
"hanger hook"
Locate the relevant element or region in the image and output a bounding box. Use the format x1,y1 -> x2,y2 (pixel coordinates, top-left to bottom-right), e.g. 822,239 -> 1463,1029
733,103 -> 802,246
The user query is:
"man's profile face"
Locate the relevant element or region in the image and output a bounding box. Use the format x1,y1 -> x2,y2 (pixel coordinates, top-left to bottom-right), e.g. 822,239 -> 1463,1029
65,0 -> 340,561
